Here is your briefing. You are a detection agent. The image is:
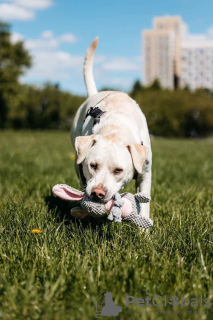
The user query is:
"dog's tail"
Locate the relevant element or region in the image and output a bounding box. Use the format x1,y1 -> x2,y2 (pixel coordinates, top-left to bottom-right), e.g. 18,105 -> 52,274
84,37 -> 98,97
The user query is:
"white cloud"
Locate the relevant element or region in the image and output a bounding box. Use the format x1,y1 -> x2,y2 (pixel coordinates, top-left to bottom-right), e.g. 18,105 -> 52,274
11,31 -> 140,94
41,30 -> 54,39
134,56 -> 143,63
10,31 -> 24,43
93,55 -> 105,63
0,0 -> 53,21
59,33 -> 77,44
185,34 -> 208,42
207,26 -> 213,38
22,31 -> 78,52
107,77 -> 134,88
25,51 -> 83,81
11,0 -> 53,10
102,57 -> 140,72
11,31 -> 83,84
183,25 -> 213,43
0,3 -> 34,20
25,38 -> 59,51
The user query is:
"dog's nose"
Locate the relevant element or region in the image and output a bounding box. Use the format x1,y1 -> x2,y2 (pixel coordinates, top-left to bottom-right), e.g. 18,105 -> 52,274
91,187 -> 106,200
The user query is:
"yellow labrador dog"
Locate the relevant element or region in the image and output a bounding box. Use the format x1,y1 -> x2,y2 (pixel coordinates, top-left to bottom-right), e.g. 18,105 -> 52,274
71,38 -> 152,218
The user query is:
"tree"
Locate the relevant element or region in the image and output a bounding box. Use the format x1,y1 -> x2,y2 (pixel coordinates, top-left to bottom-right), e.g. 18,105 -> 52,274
130,80 -> 144,97
0,22 -> 31,128
149,79 -> 162,90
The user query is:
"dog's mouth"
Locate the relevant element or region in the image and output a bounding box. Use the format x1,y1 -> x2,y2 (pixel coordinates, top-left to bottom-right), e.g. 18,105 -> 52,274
85,191 -> 110,204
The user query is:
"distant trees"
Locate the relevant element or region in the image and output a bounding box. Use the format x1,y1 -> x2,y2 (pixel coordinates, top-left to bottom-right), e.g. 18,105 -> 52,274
149,79 -> 161,90
130,80 -> 213,137
0,21 -> 212,137
0,22 -> 31,128
130,80 -> 144,97
8,83 -> 85,130
0,22 -> 85,130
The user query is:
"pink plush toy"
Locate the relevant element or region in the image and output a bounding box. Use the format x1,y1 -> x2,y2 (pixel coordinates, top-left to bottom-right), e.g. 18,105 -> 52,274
52,184 -> 153,229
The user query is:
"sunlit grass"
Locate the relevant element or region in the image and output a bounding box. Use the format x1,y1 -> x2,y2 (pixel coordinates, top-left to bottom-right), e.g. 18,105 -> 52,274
0,131 -> 212,319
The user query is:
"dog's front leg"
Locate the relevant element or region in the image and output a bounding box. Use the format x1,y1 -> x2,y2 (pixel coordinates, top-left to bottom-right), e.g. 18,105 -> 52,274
135,158 -> 152,219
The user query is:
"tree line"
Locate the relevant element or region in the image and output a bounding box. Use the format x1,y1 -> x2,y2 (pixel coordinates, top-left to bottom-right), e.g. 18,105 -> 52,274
130,80 -> 213,137
0,22 -> 213,136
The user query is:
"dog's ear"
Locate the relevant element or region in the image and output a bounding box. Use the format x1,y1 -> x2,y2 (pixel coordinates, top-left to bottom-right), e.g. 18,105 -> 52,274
128,143 -> 148,174
75,135 -> 96,164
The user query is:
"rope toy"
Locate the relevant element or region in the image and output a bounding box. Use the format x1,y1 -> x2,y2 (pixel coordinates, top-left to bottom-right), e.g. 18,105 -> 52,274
52,184 -> 153,229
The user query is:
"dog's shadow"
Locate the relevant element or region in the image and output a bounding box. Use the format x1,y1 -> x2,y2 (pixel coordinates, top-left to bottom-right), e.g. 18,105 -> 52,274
45,194 -> 75,223
45,193 -> 107,231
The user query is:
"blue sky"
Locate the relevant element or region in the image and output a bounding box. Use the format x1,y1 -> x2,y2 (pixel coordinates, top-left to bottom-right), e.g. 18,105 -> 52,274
0,0 -> 213,95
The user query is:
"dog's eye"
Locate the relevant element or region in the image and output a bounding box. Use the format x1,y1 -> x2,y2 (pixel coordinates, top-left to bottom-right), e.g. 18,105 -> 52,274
90,163 -> 98,170
114,168 -> 123,174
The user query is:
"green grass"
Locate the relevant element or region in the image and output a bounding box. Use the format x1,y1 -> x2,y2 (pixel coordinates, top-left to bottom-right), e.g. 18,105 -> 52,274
0,131 -> 213,320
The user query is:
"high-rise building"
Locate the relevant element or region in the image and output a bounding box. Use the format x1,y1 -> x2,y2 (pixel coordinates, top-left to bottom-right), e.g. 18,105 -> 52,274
153,16 -> 188,85
143,15 -> 213,90
180,41 -> 213,90
143,16 -> 185,89
143,29 -> 175,89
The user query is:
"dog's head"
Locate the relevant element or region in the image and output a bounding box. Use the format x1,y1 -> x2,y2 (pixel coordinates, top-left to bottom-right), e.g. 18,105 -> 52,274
75,134 -> 148,202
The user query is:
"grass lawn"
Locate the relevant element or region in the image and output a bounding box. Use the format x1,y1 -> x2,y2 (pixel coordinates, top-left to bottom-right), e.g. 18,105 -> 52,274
0,131 -> 212,320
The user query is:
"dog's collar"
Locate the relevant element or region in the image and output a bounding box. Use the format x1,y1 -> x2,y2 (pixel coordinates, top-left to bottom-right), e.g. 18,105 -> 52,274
84,106 -> 106,127
84,93 -> 111,127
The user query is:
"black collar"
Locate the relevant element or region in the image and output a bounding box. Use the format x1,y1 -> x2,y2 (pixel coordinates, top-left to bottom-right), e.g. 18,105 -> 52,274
84,93 -> 111,127
84,106 -> 106,127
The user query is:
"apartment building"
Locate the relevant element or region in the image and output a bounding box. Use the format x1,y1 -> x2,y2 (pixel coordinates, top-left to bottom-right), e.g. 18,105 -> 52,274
143,15 -> 213,90
143,29 -> 175,89
180,41 -> 213,90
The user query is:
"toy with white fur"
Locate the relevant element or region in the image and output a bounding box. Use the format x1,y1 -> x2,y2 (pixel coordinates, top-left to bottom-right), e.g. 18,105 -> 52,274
52,184 -> 153,229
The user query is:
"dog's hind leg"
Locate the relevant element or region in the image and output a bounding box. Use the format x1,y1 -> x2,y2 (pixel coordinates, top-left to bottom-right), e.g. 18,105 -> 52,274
135,158 -> 152,219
